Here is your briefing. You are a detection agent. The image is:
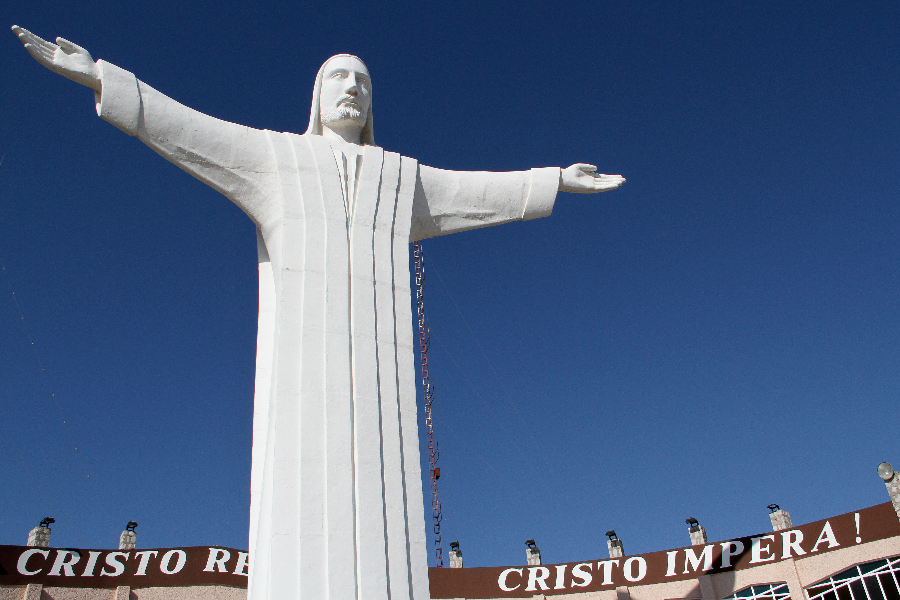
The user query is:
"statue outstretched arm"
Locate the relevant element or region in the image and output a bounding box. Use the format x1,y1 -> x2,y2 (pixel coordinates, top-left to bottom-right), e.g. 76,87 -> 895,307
410,164 -> 625,241
12,26 -> 279,228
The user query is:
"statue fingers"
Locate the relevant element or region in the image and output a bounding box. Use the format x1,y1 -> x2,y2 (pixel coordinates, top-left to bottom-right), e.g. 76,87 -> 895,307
13,26 -> 57,52
56,37 -> 89,57
12,25 -> 37,44
592,174 -> 621,188
24,42 -> 56,65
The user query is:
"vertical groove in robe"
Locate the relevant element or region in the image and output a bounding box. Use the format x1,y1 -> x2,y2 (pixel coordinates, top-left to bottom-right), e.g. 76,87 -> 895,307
395,157 -> 430,600
349,146 -> 390,599
289,135 -> 328,600
373,151 -> 408,600
307,135 -> 358,600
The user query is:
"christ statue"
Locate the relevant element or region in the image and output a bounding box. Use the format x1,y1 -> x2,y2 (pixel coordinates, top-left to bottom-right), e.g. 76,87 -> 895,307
13,26 -> 625,600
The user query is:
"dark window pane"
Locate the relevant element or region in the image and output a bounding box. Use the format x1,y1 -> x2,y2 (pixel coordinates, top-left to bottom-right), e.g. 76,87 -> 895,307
722,583 -> 797,600
862,562 -> 889,575
808,584 -> 832,598
836,568 -> 861,582
824,589 -> 839,600
879,574 -> 900,600
865,576 -> 885,600
850,578 -> 867,600
838,583 -> 854,600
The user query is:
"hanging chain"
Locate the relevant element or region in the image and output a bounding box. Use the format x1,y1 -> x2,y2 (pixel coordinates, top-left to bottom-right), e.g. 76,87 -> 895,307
414,241 -> 443,567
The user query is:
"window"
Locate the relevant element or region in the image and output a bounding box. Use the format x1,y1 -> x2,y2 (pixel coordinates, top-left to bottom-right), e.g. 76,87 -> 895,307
721,583 -> 791,600
807,556 -> 900,600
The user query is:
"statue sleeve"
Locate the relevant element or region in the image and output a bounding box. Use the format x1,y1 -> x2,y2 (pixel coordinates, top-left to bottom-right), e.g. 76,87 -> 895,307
94,60 -> 279,227
409,164 -> 560,241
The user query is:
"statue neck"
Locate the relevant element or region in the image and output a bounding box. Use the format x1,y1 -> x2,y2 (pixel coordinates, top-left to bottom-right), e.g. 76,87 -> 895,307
322,124 -> 363,146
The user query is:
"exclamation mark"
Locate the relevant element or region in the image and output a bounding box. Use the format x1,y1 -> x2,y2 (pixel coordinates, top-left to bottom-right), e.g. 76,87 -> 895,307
855,512 -> 861,543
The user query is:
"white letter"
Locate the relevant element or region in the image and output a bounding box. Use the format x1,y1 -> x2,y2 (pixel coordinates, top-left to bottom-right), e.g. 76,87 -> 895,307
571,562 -> 593,587
526,566 -> 551,591
204,547 -> 231,573
134,550 -> 158,576
750,535 -> 776,564
781,530 -> 806,559
623,557 -> 646,582
554,565 -> 567,589
101,552 -> 129,577
720,540 -> 745,568
499,567 -> 523,591
48,550 -> 81,576
17,549 -> 49,575
665,550 -> 678,577
597,559 -> 619,585
811,521 -> 840,552
160,550 -> 186,574
234,552 -> 250,576
683,545 -> 714,573
81,551 -> 101,577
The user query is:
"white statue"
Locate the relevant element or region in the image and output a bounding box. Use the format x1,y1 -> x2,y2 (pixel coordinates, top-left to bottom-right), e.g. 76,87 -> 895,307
13,26 -> 625,600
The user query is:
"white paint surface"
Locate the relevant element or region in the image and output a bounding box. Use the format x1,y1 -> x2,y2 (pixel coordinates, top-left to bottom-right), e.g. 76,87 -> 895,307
11,27 -> 626,600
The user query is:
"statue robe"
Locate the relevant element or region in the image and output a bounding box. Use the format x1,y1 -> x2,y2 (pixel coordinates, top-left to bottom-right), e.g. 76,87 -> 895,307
93,59 -> 560,600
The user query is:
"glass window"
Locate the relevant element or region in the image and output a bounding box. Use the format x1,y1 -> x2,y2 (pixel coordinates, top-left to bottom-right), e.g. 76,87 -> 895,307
808,556 -> 900,600
721,583 -> 791,600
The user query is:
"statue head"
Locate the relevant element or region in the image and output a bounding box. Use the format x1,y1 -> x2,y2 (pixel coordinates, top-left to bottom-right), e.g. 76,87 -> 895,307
306,54 -> 374,146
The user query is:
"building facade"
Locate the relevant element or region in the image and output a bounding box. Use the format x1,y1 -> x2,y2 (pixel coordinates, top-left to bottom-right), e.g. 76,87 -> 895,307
4,469 -> 900,600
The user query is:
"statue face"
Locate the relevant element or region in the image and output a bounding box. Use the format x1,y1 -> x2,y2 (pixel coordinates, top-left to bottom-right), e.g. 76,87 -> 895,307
319,56 -> 371,130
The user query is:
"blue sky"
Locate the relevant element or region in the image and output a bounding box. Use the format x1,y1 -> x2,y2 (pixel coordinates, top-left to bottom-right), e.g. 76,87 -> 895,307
1,0 -> 898,570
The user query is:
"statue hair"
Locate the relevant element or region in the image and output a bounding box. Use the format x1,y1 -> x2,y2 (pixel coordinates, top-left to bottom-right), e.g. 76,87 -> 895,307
306,54 -> 375,146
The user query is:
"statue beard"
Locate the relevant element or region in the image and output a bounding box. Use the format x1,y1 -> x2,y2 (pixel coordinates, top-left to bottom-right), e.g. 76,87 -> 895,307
320,104 -> 366,129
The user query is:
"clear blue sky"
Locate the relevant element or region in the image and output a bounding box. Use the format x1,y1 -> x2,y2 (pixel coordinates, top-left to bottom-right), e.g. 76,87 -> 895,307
1,0 -> 898,570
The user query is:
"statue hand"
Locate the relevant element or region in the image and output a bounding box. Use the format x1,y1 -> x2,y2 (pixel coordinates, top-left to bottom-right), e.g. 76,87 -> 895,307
12,26 -> 101,92
559,164 -> 625,193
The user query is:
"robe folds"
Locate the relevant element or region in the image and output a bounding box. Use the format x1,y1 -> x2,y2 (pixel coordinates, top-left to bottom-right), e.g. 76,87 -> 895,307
94,59 -> 560,600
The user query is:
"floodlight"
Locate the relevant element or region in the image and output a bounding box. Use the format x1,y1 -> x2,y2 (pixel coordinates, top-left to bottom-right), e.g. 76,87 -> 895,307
525,539 -> 536,549
126,521 -> 138,531
450,541 -> 459,552
39,517 -> 55,528
685,517 -> 699,531
878,462 -> 895,482
605,530 -> 618,541
767,504 -> 780,513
